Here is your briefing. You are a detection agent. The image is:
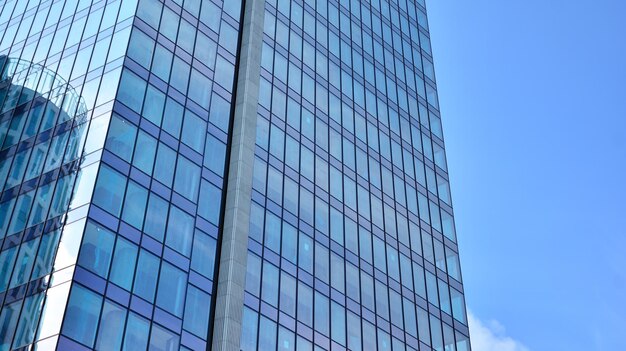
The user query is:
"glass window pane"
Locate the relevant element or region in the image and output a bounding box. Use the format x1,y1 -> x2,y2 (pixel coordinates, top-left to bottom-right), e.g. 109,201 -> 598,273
133,249 -> 159,302
204,133 -> 226,176
12,293 -> 44,348
152,44 -> 172,81
154,142 -> 176,187
0,246 -> 19,292
93,164 -> 127,216
128,29 -> 155,68
96,301 -> 127,350
122,181 -> 148,230
8,238 -> 38,288
241,307 -> 258,351
258,315 -> 277,350
0,300 -> 20,350
123,312 -> 150,351
143,85 -> 165,127
149,323 -> 179,351
109,238 -> 138,290
198,180 -> 221,224
144,193 -> 168,241
209,92 -> 231,133
174,157 -> 200,202
183,285 -> 210,337
181,111 -> 206,152
162,98 -> 183,138
166,206 -> 194,256
245,253 -> 261,296
261,262 -> 279,307
62,284 -> 103,347
105,115 -> 137,163
31,229 -> 61,279
188,69 -> 212,109
117,69 -> 146,113
278,326 -> 295,351
156,262 -> 187,317
77,222 -> 115,278
190,230 -> 216,278
133,130 -> 157,175
7,190 -> 34,235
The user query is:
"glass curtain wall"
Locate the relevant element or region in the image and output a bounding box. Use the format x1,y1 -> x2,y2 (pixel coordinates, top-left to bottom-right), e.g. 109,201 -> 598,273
0,0 -> 137,349
239,0 -> 470,350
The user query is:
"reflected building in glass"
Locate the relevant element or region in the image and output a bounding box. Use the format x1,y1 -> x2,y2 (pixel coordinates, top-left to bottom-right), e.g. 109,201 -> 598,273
0,0 -> 470,350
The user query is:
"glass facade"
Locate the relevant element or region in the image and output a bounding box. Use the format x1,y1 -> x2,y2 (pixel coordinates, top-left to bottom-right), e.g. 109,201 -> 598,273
239,0 -> 469,350
0,0 -> 469,350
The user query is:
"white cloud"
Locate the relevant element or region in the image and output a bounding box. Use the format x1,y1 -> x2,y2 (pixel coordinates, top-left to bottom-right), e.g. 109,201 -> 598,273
469,311 -> 530,351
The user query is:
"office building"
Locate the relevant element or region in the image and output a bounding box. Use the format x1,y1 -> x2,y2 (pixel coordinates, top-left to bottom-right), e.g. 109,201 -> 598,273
0,0 -> 470,350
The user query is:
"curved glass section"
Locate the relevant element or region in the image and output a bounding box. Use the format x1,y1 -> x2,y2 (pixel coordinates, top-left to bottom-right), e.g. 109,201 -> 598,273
0,55 -> 88,350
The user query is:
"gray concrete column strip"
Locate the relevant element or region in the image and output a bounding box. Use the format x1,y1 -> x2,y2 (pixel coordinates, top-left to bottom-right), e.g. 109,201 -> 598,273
211,0 -> 265,350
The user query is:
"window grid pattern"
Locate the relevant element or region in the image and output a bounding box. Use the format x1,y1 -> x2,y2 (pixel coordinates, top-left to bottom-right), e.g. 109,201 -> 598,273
241,0 -> 469,351
59,0 -> 243,350
0,0 -> 137,349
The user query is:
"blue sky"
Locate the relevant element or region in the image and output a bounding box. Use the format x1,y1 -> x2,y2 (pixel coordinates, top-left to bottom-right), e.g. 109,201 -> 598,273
426,0 -> 626,350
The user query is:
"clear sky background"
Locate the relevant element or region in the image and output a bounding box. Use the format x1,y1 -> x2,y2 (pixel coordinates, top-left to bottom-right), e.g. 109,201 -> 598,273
426,0 -> 626,350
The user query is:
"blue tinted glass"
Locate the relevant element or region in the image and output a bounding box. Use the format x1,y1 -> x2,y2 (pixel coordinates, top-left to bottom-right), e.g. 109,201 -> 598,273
133,130 -> 157,175
152,44 -> 172,81
31,229 -> 60,279
170,57 -> 190,94
264,211 -> 281,253
204,133 -> 226,176
298,233 -> 313,273
209,93 -> 231,132
7,190 -> 34,235
122,312 -> 150,351
149,322 -> 179,351
95,301 -> 127,350
133,249 -> 159,302
0,300 -> 19,350
156,262 -> 187,317
163,98 -> 184,138
183,285 -> 210,337
63,285 -> 103,347
93,165 -> 127,216
24,141 -> 48,183
27,183 -> 53,227
122,181 -> 148,229
190,230 -> 216,278
0,199 -> 16,238
258,315 -> 277,350
5,150 -> 28,188
128,29 -> 155,68
174,157 -> 200,202
241,307 -> 258,351
200,1 -> 221,33
181,111 -> 206,152
314,291 -> 329,334
188,69 -> 212,110
261,263 -> 279,306
198,180 -> 221,224
9,237 -> 38,288
144,193 -> 168,241
143,85 -> 165,127
77,222 -> 115,278
154,143 -> 176,187
109,238 -> 138,290
281,222 -> 297,263
105,115 -> 137,163
117,69 -> 146,112
12,293 -> 44,348
166,206 -> 194,256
